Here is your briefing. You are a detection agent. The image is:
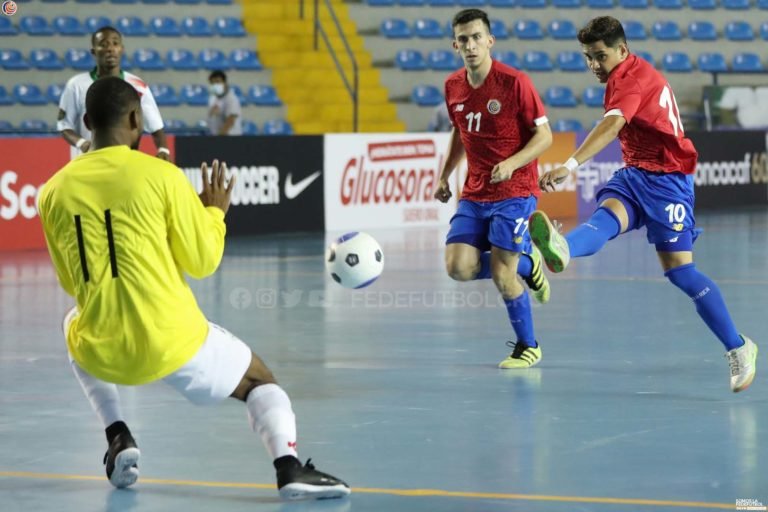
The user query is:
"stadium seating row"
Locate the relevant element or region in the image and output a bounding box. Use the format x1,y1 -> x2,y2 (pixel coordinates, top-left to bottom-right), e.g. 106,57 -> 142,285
0,48 -> 262,71
367,0 -> 763,9
411,83 -> 608,107
0,83 -> 281,107
0,119 -> 294,135
0,16 -> 245,37
396,49 -> 765,72
380,17 -> 768,41
19,0 -> 232,5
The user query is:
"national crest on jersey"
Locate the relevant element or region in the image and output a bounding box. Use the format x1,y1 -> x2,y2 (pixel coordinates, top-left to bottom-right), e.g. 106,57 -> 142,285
444,60 -> 548,202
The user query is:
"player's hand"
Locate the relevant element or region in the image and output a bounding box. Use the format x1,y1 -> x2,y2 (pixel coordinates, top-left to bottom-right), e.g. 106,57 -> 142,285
199,159 -> 235,215
80,140 -> 91,153
156,151 -> 170,161
538,166 -> 570,193
434,179 -> 452,203
489,161 -> 517,184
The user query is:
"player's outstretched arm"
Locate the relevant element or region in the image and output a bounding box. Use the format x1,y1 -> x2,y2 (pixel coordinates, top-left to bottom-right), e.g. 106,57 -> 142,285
435,127 -> 465,203
490,121 -> 553,184
539,115 -> 625,192
167,159 -> 234,279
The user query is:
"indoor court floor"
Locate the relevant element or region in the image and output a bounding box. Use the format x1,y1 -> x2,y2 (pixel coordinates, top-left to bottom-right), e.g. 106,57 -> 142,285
1,207 -> 766,512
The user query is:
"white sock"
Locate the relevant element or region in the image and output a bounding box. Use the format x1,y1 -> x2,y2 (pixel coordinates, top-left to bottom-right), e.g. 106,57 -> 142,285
71,360 -> 124,428
246,384 -> 298,460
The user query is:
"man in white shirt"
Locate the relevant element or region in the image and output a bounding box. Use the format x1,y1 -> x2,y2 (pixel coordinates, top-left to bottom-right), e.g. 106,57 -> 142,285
57,26 -> 170,160
207,70 -> 243,136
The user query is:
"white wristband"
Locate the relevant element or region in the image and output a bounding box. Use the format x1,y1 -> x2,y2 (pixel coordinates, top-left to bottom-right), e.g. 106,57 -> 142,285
157,147 -> 170,155
75,138 -> 87,150
563,157 -> 579,172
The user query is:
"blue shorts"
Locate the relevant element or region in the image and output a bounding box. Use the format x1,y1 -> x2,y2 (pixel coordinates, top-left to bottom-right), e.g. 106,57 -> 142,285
446,196 -> 537,253
596,167 -> 699,250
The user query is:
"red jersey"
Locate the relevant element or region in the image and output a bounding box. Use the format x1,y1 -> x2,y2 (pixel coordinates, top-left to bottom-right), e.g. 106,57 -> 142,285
604,54 -> 698,174
445,60 -> 548,202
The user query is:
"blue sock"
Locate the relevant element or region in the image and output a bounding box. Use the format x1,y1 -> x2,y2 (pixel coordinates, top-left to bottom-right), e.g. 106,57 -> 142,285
504,292 -> 537,347
665,263 -> 743,351
565,207 -> 621,258
474,252 -> 491,280
517,253 -> 533,279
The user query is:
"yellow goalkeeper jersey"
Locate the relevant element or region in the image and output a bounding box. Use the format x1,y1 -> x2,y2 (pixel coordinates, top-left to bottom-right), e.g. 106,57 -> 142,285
38,145 -> 226,385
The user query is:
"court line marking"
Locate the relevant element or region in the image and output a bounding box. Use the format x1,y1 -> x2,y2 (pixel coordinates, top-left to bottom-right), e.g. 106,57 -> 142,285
0,471 -> 732,509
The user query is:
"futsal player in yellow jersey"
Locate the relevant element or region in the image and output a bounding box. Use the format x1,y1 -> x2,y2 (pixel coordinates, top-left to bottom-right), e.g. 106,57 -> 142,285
38,77 -> 350,500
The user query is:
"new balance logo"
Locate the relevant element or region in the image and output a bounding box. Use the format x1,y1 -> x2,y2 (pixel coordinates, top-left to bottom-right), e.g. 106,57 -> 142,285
454,104 -> 464,112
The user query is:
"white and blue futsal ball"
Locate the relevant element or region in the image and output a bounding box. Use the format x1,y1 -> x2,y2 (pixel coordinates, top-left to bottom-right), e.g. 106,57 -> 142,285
325,232 -> 384,289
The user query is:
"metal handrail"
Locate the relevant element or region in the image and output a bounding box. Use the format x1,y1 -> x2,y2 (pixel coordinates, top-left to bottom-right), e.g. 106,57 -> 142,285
308,0 -> 359,132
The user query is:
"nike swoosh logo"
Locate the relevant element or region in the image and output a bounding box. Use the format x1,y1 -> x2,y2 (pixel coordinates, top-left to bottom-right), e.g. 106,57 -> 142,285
284,171 -> 321,200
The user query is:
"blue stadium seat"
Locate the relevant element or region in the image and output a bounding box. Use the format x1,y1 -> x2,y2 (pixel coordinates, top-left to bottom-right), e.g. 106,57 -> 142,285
427,0 -> 455,5
490,19 -> 509,39
53,16 -> 86,36
544,86 -> 578,107
725,21 -> 754,41
688,21 -> 717,41
492,51 -> 519,68
180,84 -> 208,105
0,121 -> 12,131
229,84 -> 247,105
619,0 -> 648,7
653,0 -> 682,7
199,48 -> 229,70
519,0 -> 546,6
368,0 -> 395,4
732,52 -> 763,71
164,119 -> 188,133
582,86 -> 605,107
514,20 -> 544,39
241,120 -> 259,135
552,119 -> 583,132
112,0 -> 138,4
30,49 -> 65,70
759,0 -> 768,8
19,119 -> 49,131
77,0 -> 105,3
661,52 -> 692,72
652,21 -> 681,40
558,51 -> 587,71
587,0 -> 613,6
151,17 -> 182,37
490,0 -> 516,5
428,49 -> 461,70
14,84 -> 47,105
623,20 -> 646,40
121,54 -> 132,70
182,17 -> 214,37
263,119 -> 293,135
761,21 -> 768,39
636,50 -> 654,66
208,0 -> 233,5
723,0 -> 749,8
167,49 -> 199,70
381,19 -> 411,38
552,0 -> 581,6
0,49 -> 29,70
414,18 -> 444,38
230,49 -> 262,70
411,85 -> 442,106
395,49 -> 426,70
697,52 -> 727,72
175,0 -> 201,4
47,83 -> 64,104
215,17 -> 246,37
20,16 -> 55,36
399,0 -> 425,5
84,16 -> 112,32
42,0 -> 67,3
0,86 -> 14,105
133,49 -> 166,70
549,20 -> 577,39
457,0 -> 486,4
522,51 -> 553,71
248,85 -> 282,106
143,0 -> 171,4
0,17 -> 18,36
65,48 -> 95,70
688,0 -> 716,8
116,17 -> 150,36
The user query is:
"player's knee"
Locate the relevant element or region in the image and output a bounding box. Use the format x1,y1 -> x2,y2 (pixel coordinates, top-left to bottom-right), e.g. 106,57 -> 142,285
446,261 -> 476,281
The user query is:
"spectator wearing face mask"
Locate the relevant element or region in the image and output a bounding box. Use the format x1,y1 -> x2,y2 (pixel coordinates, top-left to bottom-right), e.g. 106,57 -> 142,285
207,70 -> 243,136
